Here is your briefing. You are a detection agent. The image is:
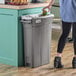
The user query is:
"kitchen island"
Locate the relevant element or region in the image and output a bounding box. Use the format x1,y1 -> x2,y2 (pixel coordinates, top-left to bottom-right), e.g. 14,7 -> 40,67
0,3 -> 49,67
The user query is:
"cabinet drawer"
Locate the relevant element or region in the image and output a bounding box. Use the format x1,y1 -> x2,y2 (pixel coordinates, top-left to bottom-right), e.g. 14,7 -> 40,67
0,8 -> 18,16
19,7 -> 43,16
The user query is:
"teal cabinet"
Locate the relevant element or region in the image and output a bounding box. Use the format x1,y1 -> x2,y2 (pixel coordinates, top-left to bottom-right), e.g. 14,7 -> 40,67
0,9 -> 19,66
0,7 -> 43,66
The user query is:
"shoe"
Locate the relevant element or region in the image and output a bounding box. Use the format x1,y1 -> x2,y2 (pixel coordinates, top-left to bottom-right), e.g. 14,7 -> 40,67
54,56 -> 63,68
72,57 -> 76,68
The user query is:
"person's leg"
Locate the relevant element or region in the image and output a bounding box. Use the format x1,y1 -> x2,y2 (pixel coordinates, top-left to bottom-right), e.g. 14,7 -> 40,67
66,25 -> 73,43
72,22 -> 76,56
72,22 -> 76,68
57,21 -> 71,57
54,21 -> 71,68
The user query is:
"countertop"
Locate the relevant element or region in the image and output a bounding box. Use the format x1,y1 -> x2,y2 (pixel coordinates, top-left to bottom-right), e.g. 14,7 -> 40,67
0,3 -> 49,10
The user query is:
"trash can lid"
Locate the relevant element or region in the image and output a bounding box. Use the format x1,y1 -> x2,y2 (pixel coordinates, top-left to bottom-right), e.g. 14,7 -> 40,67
21,14 -> 54,20
21,14 -> 39,20
21,15 -> 32,20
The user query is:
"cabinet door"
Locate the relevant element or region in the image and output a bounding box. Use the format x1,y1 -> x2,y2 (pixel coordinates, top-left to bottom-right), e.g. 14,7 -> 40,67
0,10 -> 18,66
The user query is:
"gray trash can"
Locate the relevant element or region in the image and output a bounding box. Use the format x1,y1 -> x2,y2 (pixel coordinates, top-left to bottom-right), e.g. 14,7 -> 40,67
21,14 -> 54,68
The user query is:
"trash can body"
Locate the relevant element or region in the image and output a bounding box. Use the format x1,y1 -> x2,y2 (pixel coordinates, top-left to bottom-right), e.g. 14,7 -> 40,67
21,14 -> 54,68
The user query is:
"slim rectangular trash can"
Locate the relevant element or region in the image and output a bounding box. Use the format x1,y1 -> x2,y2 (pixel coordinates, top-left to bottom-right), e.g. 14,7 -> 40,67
21,14 -> 54,68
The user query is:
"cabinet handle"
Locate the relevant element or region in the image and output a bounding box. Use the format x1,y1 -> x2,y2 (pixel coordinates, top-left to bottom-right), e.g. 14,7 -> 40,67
0,13 -> 13,16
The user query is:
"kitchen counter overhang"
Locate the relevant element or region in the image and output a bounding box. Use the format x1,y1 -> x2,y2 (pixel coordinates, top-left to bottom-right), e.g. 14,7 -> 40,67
0,3 -> 49,9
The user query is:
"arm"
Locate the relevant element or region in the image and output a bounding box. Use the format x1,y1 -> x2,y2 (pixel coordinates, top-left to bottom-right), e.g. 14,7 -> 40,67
48,0 -> 55,7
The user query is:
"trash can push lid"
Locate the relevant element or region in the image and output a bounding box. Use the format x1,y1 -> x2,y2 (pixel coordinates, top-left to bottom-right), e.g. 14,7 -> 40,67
21,14 -> 54,21
21,14 -> 39,20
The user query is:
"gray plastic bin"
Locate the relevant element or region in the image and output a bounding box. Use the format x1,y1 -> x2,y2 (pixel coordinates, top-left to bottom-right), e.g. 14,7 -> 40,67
21,14 -> 54,68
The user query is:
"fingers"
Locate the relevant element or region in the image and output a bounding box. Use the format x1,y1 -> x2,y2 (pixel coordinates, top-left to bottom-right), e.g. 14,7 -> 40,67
42,6 -> 51,13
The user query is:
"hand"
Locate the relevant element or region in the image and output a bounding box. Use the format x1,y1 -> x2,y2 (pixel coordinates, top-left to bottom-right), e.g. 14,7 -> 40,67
43,5 -> 51,12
